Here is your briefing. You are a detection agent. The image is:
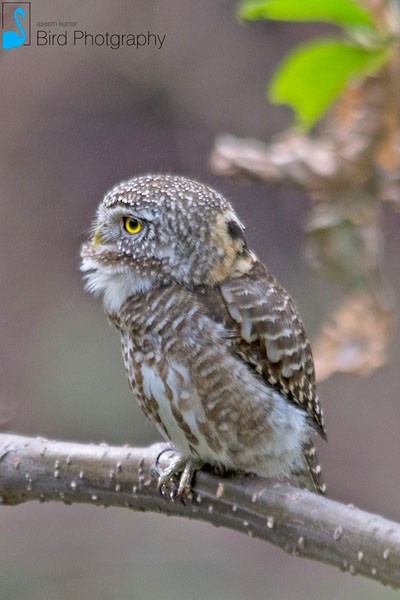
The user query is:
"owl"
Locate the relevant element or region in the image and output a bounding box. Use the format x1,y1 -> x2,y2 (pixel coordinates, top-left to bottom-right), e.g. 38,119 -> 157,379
81,174 -> 326,497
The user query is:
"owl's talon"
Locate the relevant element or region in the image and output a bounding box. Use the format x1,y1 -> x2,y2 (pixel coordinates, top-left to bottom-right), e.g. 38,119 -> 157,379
156,455 -> 202,501
177,458 -> 201,499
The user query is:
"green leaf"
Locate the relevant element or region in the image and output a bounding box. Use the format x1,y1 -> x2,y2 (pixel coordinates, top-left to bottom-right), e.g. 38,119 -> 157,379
269,37 -> 386,129
239,0 -> 375,29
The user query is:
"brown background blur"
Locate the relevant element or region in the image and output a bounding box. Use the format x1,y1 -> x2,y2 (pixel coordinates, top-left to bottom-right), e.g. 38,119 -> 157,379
1,1 -> 399,599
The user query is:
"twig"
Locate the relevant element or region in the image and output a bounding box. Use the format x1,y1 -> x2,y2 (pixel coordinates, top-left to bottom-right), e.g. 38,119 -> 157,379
0,433 -> 399,588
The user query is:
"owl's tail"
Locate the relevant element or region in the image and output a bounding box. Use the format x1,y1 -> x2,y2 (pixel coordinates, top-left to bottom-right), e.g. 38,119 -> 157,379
293,442 -> 326,494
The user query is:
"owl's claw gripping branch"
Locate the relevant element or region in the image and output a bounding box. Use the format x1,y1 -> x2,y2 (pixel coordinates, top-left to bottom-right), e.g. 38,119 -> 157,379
177,457 -> 203,498
156,452 -> 203,500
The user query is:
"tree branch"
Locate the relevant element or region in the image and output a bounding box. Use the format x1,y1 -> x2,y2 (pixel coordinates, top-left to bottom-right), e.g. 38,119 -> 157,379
0,434 -> 399,588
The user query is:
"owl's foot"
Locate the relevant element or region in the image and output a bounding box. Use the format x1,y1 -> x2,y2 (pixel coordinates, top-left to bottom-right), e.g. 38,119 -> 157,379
156,453 -> 203,500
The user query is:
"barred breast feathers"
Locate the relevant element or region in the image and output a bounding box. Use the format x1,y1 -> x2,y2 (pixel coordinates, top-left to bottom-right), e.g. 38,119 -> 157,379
116,285 -> 312,479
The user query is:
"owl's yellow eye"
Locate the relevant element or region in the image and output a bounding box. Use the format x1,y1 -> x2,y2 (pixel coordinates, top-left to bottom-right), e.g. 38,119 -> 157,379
123,216 -> 142,234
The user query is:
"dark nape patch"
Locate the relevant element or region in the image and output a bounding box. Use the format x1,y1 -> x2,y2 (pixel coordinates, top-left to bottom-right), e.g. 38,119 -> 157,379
227,220 -> 245,240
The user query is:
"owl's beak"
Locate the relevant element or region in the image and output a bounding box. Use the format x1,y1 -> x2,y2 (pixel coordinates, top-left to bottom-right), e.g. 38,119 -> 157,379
93,225 -> 104,248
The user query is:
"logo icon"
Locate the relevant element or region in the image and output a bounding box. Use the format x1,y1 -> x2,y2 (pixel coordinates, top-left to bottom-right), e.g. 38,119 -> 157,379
1,2 -> 31,49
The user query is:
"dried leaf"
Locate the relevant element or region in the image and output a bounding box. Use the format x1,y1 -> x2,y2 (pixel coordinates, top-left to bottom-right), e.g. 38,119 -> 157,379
314,291 -> 392,381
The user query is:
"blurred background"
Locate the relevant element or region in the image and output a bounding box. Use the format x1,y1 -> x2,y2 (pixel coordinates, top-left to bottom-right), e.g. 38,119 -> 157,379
1,1 -> 399,598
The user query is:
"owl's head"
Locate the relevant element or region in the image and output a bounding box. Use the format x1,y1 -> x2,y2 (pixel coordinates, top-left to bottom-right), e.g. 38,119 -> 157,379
81,174 -> 253,313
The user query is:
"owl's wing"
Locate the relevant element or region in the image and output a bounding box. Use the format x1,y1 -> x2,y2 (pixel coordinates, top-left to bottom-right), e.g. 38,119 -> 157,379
202,261 -> 326,439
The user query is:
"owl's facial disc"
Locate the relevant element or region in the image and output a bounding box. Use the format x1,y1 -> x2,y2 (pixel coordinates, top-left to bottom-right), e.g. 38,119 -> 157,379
80,206 -> 171,313
83,205 -> 149,260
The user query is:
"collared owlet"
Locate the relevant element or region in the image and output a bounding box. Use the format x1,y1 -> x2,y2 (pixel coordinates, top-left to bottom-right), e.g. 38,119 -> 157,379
81,174 -> 326,497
